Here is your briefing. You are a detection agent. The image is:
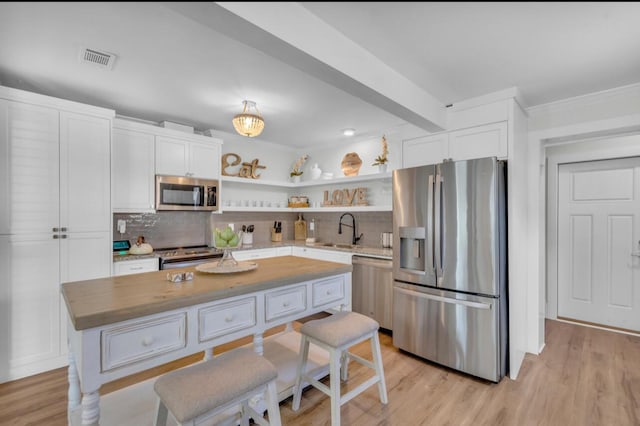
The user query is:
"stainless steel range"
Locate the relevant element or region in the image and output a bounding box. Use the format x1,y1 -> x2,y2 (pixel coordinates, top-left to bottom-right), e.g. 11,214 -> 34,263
157,245 -> 224,270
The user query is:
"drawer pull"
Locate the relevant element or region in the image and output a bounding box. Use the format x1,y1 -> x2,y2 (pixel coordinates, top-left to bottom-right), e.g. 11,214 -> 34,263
283,301 -> 290,307
130,266 -> 143,270
326,290 -> 332,295
225,315 -> 234,323
142,336 -> 154,346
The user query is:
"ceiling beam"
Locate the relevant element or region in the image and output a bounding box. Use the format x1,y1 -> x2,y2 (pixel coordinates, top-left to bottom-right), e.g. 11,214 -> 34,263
162,2 -> 446,133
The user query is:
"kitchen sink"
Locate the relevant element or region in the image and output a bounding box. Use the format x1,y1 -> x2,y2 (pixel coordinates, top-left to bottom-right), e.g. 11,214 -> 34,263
319,243 -> 359,249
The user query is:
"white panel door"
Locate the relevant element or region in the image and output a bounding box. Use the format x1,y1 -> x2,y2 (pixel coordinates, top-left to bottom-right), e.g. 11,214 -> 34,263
155,136 -> 188,176
0,101 -> 59,235
189,142 -> 219,180
558,158 -> 640,331
402,133 -> 448,168
112,128 -> 156,212
0,234 -> 61,382
448,121 -> 508,161
60,111 -> 111,233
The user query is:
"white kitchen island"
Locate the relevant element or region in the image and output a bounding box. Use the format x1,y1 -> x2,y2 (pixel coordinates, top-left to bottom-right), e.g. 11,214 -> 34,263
61,256 -> 352,425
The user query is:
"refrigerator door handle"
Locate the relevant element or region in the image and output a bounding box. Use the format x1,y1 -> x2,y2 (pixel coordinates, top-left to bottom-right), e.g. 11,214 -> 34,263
427,174 -> 435,272
434,172 -> 443,279
395,287 -> 492,310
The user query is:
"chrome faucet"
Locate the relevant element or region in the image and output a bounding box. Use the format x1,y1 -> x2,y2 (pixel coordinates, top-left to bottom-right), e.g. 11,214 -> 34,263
338,212 -> 363,245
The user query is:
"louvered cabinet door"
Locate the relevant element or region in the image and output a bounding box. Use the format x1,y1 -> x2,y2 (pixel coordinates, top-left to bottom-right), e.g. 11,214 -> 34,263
0,100 -> 59,235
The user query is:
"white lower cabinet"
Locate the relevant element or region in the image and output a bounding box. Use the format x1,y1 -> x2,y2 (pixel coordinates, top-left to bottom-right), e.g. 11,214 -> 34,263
265,286 -> 307,322
233,247 -> 278,261
198,297 -> 257,342
101,312 -> 187,372
312,275 -> 345,308
113,258 -> 159,276
291,246 -> 353,264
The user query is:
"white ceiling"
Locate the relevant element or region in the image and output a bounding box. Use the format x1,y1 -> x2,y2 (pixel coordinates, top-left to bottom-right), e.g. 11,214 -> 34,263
0,2 -> 638,148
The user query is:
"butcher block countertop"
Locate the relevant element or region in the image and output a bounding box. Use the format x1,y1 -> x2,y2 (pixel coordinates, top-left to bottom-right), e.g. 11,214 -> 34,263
62,256 -> 352,331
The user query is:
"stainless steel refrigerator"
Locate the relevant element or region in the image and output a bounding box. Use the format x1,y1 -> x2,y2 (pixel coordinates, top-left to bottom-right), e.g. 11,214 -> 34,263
392,156 -> 508,382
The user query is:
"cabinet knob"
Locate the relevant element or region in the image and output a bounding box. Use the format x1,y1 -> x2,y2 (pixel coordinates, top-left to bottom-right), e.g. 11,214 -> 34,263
53,234 -> 59,239
60,234 -> 67,239
52,227 -> 60,232
283,301 -> 290,307
142,336 -> 154,346
225,315 -> 234,323
61,227 -> 67,232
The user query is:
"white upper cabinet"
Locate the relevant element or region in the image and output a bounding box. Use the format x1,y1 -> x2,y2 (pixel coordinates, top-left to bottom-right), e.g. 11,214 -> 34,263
448,121 -> 507,161
112,127 -> 155,213
402,121 -> 508,168
0,100 -> 60,235
189,141 -> 220,179
155,136 -> 189,176
112,119 -> 222,212
60,111 -> 111,233
156,135 -> 220,180
402,133 -> 449,168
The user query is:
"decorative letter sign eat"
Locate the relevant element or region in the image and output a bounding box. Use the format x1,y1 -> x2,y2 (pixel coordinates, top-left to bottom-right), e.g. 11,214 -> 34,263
221,153 -> 266,179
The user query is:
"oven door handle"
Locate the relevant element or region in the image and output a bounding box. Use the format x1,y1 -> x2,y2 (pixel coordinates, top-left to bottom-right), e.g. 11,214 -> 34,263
160,258 -> 220,269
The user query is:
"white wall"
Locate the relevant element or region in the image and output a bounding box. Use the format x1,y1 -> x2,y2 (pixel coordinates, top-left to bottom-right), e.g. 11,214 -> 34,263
527,82 -> 640,354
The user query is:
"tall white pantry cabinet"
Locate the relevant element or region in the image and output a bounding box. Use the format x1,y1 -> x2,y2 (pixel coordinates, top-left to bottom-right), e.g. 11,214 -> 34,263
0,86 -> 114,382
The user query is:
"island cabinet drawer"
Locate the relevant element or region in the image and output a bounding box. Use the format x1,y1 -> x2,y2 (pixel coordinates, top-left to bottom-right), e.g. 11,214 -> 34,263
265,286 -> 307,322
101,312 -> 187,372
198,297 -> 257,342
313,276 -> 345,307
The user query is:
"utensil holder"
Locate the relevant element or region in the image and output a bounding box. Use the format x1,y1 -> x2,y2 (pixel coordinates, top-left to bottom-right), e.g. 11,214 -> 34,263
242,233 -> 253,245
271,229 -> 282,242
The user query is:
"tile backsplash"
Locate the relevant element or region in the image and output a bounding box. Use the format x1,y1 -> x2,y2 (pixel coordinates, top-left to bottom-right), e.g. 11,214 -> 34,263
113,210 -> 392,249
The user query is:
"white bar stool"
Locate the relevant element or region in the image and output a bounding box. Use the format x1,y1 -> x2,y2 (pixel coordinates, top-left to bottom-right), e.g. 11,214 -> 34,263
291,311 -> 388,425
153,347 -> 282,426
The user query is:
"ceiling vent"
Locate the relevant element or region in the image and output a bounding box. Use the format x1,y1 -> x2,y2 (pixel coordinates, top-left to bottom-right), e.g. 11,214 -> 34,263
79,47 -> 116,70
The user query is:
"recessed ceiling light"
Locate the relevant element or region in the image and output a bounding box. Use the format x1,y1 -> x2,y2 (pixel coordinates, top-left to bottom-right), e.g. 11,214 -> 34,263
343,128 -> 355,136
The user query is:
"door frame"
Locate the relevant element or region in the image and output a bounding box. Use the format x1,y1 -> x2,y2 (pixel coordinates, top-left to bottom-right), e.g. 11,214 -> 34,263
546,133 -> 640,320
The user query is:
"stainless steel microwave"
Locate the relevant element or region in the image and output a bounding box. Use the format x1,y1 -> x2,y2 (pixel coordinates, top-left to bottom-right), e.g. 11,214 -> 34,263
155,175 -> 218,211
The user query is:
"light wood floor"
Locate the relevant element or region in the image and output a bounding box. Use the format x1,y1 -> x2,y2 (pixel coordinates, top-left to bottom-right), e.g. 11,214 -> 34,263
1,319 -> 638,425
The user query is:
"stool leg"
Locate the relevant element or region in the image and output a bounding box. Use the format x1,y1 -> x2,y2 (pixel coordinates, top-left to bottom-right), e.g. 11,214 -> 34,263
265,380 -> 282,426
292,335 -> 310,411
371,332 -> 388,404
154,398 -> 168,426
340,350 -> 349,382
329,347 -> 342,426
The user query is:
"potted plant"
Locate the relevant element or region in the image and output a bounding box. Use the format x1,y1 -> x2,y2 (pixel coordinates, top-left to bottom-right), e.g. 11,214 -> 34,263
290,154 -> 309,183
372,135 -> 388,173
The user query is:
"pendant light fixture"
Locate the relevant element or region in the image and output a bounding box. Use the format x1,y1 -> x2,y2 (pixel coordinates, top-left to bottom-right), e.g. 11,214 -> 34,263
232,100 -> 265,137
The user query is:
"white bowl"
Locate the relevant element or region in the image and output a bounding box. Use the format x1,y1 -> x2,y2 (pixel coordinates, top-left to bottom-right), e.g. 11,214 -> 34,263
321,172 -> 334,180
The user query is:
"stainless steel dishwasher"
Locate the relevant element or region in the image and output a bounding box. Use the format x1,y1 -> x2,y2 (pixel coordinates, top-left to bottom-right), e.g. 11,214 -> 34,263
352,255 -> 393,330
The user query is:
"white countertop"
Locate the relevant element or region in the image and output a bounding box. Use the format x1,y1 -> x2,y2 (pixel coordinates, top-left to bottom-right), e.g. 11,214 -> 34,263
113,240 -> 392,262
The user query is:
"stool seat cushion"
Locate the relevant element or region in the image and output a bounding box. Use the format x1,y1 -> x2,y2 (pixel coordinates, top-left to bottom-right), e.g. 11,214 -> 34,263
300,311 -> 379,348
154,347 -> 277,423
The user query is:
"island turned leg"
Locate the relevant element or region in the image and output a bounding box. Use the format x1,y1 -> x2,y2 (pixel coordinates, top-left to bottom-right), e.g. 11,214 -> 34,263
253,332 -> 264,355
203,346 -> 214,361
81,389 -> 100,425
250,332 -> 268,414
67,351 -> 81,418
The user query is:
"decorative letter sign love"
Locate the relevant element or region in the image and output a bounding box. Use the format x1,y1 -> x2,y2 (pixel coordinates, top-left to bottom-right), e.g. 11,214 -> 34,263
322,188 -> 368,207
221,153 -> 266,179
